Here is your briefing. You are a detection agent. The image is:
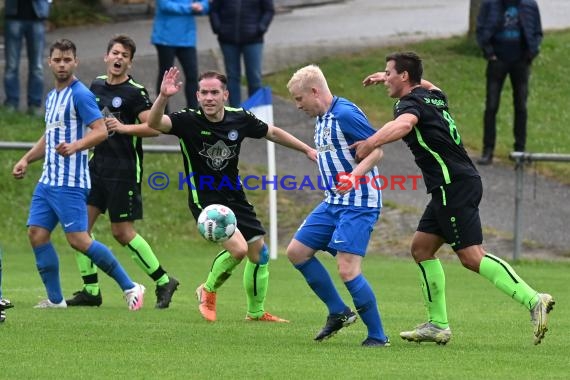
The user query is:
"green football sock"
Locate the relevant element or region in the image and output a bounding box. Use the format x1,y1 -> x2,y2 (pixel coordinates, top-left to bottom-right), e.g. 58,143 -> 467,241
74,252 -> 99,295
479,253 -> 539,310
417,259 -> 449,329
204,250 -> 242,292
126,234 -> 168,286
243,260 -> 269,319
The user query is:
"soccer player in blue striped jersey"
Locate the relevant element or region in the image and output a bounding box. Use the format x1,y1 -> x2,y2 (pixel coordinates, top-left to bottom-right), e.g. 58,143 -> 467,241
286,64 -> 389,347
355,51 -> 554,345
12,39 -> 145,311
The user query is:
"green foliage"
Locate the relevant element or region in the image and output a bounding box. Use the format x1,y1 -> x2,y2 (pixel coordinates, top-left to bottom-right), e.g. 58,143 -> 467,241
267,30 -> 570,182
49,0 -> 110,28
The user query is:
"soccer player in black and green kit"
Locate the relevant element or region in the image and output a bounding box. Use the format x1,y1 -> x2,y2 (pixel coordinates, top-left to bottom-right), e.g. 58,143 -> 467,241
147,67 -> 316,322
353,52 -> 554,345
66,35 -> 179,309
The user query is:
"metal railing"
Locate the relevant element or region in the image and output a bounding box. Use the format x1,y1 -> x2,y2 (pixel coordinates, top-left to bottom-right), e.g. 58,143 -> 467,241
0,141 -> 180,153
509,152 -> 570,260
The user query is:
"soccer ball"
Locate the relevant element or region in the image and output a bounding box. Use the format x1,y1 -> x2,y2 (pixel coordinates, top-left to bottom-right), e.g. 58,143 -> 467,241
197,204 -> 237,243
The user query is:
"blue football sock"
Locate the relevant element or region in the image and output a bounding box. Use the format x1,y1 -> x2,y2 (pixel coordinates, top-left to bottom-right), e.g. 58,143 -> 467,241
294,256 -> 346,315
345,274 -> 387,341
85,241 -> 134,291
33,242 -> 63,303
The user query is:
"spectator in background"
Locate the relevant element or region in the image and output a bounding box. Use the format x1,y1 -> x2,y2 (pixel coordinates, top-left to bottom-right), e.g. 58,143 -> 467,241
151,0 -> 209,110
3,0 -> 51,115
475,0 -> 542,165
209,0 -> 274,107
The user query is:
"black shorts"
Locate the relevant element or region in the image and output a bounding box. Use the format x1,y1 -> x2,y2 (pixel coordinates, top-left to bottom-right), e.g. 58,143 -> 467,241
417,176 -> 483,251
189,197 -> 265,242
88,176 -> 143,223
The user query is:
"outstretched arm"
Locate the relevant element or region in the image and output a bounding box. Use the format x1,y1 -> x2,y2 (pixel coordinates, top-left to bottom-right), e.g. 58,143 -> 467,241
352,113 -> 418,161
363,71 -> 440,91
148,67 -> 183,133
265,125 -> 317,162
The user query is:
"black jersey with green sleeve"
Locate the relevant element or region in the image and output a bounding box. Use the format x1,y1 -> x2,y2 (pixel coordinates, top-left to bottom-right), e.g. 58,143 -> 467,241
395,87 -> 479,193
89,75 -> 153,182
167,106 -> 269,207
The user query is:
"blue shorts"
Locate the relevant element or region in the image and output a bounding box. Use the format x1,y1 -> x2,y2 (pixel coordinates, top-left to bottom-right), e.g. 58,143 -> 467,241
294,202 -> 380,256
27,183 -> 89,233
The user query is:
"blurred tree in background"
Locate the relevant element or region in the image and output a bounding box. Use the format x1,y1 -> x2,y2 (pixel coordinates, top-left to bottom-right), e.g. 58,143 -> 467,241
468,0 -> 482,38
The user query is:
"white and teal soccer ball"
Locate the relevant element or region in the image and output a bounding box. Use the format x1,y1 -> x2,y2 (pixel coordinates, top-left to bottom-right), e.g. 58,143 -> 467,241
197,204 -> 237,243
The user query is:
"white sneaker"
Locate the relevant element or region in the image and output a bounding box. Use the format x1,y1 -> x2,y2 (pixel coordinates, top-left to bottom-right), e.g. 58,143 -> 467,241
125,283 -> 145,311
530,293 -> 555,345
400,322 -> 452,345
34,299 -> 67,309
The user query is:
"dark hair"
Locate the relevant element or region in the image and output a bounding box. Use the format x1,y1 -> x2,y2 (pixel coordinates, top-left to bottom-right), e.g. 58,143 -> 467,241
49,39 -> 77,57
385,51 -> 423,85
107,34 -> 137,58
198,71 -> 228,89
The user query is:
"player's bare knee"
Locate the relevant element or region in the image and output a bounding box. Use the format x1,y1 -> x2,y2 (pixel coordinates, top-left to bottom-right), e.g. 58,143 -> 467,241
248,243 -> 269,265
336,262 -> 359,282
66,232 -> 91,253
456,245 -> 485,273
286,243 -> 311,265
286,246 -> 299,263
337,267 -> 354,282
27,226 -> 50,247
230,245 -> 248,260
410,247 -> 433,262
112,230 -> 134,246
243,238 -> 265,263
111,223 -> 135,245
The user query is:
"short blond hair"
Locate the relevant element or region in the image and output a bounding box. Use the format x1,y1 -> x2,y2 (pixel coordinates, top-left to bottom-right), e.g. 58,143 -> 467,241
287,64 -> 330,94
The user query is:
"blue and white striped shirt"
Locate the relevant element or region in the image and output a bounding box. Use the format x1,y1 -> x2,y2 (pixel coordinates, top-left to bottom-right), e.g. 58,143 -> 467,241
40,79 -> 102,188
315,96 -> 381,208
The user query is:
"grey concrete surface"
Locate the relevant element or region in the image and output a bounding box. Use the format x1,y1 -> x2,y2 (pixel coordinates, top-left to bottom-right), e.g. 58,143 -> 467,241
2,0 -> 569,255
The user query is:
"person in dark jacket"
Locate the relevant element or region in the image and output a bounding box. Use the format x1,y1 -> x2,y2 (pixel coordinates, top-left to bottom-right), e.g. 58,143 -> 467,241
3,0 -> 51,115
475,0 -> 542,165
209,0 -> 274,107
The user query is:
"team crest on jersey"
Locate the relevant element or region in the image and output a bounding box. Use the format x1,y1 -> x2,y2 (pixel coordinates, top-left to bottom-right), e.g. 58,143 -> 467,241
112,97 -> 122,108
323,127 -> 331,140
228,129 -> 239,141
199,140 -> 237,171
